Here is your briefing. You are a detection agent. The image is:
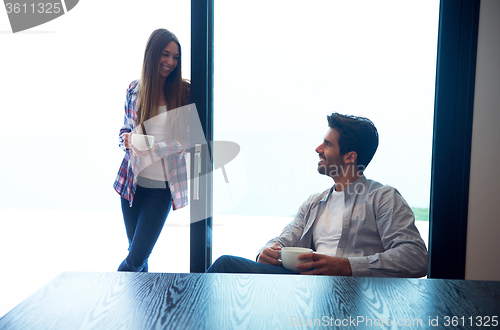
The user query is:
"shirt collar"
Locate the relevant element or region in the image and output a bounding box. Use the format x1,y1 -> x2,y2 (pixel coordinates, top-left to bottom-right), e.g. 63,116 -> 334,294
344,175 -> 367,196
325,175 -> 367,200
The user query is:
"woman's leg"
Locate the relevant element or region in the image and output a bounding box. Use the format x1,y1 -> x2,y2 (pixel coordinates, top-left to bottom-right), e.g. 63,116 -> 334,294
118,182 -> 172,272
120,194 -> 142,248
118,192 -> 142,271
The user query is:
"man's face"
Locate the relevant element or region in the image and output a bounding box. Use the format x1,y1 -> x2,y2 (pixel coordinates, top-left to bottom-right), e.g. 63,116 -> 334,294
315,128 -> 345,179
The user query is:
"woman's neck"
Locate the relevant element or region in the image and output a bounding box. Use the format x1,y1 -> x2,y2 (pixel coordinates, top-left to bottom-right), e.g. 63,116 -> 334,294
158,79 -> 167,107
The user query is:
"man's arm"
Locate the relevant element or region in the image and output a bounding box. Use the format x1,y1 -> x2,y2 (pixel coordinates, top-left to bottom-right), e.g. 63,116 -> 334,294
297,253 -> 352,276
256,243 -> 282,265
256,194 -> 319,261
348,187 -> 429,278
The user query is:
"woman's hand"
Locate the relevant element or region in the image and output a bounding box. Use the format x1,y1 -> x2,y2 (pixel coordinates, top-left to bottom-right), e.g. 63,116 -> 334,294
131,145 -> 151,158
123,132 -> 133,149
123,133 -> 152,157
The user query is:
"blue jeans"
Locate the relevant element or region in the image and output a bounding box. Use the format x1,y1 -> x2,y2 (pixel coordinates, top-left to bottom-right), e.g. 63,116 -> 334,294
206,255 -> 295,274
118,177 -> 172,272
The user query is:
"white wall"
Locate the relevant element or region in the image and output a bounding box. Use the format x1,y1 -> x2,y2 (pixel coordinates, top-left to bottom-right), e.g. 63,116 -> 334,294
465,0 -> 500,281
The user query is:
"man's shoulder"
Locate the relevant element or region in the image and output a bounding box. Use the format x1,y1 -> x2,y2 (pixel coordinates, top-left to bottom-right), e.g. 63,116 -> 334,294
355,176 -> 397,195
346,176 -> 406,206
365,178 -> 387,193
359,177 -> 409,209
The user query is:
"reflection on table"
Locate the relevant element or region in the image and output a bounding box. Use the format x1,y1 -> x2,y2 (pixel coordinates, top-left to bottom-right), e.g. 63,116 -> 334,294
0,272 -> 499,329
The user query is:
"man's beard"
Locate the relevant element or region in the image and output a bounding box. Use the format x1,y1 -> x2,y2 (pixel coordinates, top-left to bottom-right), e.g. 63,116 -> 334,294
317,163 -> 344,178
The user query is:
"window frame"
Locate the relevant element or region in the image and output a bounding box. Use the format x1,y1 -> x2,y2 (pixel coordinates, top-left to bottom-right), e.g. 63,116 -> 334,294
190,0 -> 214,272
428,0 -> 481,279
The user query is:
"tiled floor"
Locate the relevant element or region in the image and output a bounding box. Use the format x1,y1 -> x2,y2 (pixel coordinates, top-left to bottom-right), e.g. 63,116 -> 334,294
0,209 -> 429,318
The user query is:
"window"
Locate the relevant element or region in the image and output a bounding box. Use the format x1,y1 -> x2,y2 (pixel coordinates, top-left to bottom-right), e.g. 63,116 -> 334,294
212,0 -> 439,261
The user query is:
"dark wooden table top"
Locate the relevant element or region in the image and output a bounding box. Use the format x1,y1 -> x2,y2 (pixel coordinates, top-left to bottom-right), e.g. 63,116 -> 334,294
0,272 -> 499,329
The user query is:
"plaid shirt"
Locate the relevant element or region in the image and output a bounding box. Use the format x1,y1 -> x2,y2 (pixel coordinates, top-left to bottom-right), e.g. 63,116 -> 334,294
113,80 -> 189,210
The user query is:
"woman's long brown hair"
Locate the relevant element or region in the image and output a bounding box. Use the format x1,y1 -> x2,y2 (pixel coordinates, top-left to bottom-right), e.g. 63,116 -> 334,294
136,29 -> 189,142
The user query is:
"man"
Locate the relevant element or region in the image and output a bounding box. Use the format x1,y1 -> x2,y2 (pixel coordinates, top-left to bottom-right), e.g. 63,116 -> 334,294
207,113 -> 428,277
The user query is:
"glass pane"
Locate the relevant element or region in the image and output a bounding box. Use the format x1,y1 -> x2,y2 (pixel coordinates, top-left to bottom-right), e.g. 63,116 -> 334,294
213,0 -> 438,260
0,0 -> 190,317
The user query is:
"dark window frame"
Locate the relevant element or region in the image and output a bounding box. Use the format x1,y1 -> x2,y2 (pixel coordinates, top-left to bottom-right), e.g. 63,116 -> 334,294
190,0 -> 214,272
428,0 -> 481,279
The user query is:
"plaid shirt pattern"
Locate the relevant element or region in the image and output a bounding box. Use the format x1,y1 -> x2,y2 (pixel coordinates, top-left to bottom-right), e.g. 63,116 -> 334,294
113,80 -> 189,210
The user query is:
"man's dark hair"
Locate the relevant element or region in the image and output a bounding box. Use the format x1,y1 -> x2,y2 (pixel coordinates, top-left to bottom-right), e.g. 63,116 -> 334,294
327,112 -> 379,171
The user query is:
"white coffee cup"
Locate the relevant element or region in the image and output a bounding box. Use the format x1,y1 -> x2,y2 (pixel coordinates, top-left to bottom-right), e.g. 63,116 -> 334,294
279,247 -> 313,273
132,134 -> 155,151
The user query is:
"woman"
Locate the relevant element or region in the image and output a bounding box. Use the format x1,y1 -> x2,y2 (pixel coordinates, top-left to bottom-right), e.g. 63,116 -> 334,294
113,28 -> 190,272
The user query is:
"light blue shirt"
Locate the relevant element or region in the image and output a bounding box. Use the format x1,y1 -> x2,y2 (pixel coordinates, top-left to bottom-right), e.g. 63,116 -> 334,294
260,175 -> 429,278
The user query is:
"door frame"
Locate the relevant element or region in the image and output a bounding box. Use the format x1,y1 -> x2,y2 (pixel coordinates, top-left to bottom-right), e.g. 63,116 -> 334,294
190,0 -> 214,272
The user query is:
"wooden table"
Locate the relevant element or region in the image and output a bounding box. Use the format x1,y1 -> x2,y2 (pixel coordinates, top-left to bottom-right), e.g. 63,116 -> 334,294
0,272 -> 499,329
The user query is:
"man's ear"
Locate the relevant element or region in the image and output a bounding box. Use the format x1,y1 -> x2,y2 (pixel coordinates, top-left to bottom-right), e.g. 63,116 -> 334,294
344,151 -> 358,164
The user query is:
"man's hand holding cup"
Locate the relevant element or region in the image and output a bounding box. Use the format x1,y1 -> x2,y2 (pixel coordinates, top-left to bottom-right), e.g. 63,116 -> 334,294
257,243 -> 282,266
